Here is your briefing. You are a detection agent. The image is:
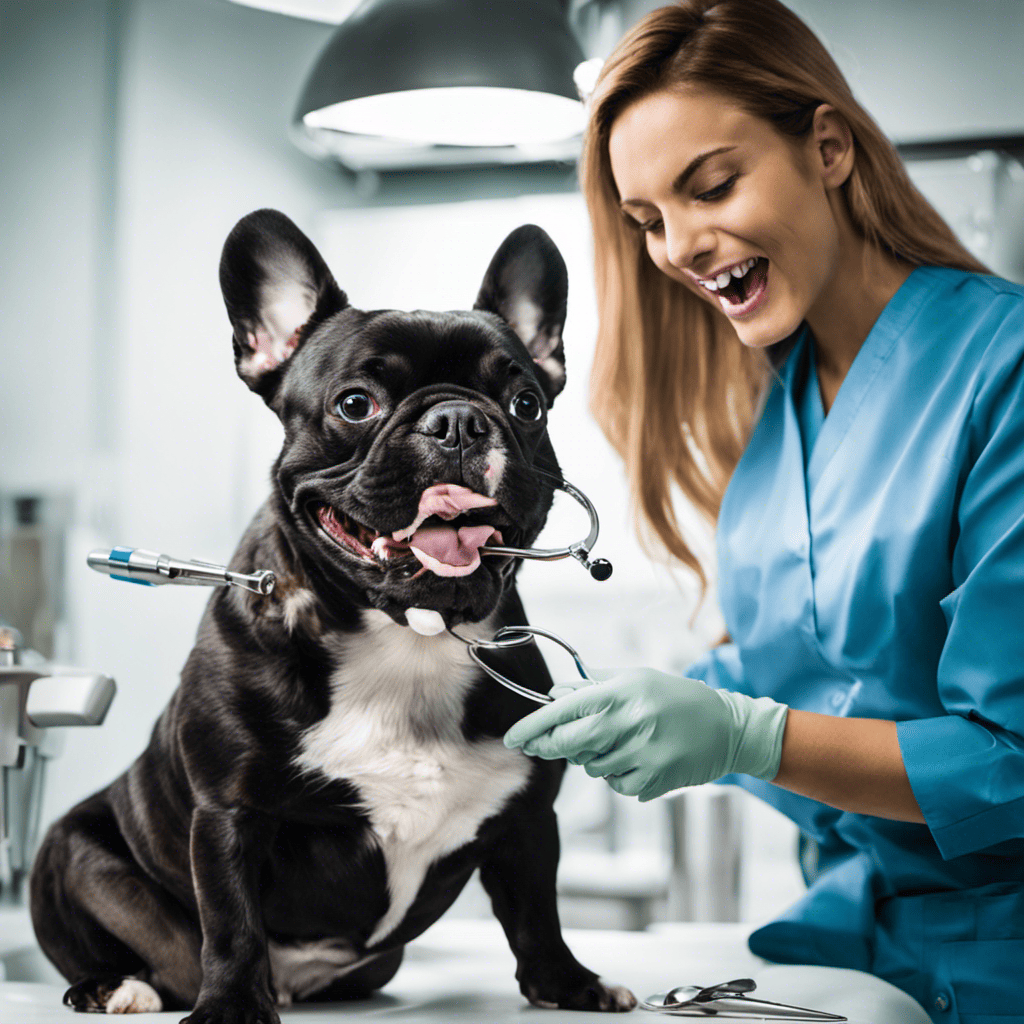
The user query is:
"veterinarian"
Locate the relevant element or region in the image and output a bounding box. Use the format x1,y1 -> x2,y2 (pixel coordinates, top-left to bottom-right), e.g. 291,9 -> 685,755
504,2 -> 1024,1020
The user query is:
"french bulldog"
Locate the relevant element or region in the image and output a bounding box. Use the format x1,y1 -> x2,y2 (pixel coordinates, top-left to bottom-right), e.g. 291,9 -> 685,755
30,209 -> 636,1022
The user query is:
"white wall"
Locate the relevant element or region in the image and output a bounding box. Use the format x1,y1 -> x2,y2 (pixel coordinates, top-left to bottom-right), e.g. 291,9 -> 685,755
614,0 -> 1024,143
0,0 -> 113,491
782,0 -> 1024,143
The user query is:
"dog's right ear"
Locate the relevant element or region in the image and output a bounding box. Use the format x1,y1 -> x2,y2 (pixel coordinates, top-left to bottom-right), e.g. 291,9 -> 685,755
219,209 -> 347,401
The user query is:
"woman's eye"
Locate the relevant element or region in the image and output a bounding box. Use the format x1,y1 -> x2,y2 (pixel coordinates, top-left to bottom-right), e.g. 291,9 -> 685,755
696,173 -> 739,202
625,212 -> 662,234
509,390 -> 543,422
334,390 -> 381,423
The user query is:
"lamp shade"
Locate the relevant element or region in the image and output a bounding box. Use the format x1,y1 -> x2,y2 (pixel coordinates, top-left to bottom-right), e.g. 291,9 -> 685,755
293,0 -> 587,148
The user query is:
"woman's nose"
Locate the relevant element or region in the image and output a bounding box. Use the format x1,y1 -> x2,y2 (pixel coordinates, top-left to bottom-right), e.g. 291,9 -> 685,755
663,210 -> 713,272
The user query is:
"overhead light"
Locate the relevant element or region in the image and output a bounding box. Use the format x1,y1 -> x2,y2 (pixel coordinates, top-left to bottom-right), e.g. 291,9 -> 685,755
293,0 -> 587,153
303,87 -> 585,148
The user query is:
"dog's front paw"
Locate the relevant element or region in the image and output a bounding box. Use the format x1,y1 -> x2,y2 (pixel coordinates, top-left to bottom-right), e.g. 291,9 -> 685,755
64,976 -> 163,1013
520,964 -> 637,1012
180,996 -> 279,1024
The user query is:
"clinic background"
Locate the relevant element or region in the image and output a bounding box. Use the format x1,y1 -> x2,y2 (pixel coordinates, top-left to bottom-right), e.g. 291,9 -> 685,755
2,0 -> 1023,929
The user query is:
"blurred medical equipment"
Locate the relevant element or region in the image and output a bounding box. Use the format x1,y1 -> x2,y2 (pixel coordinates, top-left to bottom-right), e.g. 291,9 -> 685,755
0,624 -> 115,902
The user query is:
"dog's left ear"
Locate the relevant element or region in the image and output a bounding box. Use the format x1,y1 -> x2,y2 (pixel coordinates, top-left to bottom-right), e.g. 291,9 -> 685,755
219,208 -> 348,401
474,224 -> 567,403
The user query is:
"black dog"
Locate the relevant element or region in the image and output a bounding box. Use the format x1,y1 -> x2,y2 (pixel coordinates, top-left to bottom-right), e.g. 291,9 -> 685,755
30,210 -> 636,1022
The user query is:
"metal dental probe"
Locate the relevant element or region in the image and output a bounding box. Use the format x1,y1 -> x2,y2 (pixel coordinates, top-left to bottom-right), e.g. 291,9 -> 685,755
87,547 -> 276,595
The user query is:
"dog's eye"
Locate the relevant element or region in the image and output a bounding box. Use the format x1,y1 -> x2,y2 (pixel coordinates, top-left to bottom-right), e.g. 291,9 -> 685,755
509,390 -> 543,422
334,390 -> 381,423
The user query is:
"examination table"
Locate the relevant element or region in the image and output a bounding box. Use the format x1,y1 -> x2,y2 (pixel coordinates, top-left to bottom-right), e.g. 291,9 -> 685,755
0,908 -> 930,1023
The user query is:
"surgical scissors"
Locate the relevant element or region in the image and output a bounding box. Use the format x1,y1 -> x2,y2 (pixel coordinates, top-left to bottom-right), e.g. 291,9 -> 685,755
640,978 -> 847,1020
447,624 -> 592,704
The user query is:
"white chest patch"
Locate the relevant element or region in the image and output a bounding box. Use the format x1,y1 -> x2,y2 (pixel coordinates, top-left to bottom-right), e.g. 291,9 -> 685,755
293,610 -> 531,948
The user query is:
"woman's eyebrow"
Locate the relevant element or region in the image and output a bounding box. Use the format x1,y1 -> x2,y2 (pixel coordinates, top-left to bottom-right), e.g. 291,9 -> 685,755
619,145 -> 737,209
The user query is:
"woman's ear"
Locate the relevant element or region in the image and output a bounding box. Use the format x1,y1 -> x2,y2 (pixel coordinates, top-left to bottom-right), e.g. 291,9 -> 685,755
811,103 -> 855,188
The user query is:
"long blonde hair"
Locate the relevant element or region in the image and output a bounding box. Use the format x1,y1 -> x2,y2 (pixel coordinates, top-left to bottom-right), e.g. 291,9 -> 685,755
581,0 -> 989,592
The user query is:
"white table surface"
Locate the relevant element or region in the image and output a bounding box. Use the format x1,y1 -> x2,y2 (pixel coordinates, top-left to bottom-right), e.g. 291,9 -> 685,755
0,909 -> 929,1023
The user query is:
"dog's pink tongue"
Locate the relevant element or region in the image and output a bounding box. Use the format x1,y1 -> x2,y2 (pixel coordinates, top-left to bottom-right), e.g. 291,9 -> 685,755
395,484 -> 500,577
408,524 -> 500,577
392,483 -> 497,540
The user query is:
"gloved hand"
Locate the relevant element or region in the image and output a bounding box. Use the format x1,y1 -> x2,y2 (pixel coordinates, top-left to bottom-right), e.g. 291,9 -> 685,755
504,668 -> 788,801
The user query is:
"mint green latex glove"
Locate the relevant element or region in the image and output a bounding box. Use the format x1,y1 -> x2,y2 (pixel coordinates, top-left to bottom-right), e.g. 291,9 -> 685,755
504,668 -> 788,801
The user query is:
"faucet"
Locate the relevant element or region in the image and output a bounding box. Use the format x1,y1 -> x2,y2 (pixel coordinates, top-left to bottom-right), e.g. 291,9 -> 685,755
0,623 -> 115,902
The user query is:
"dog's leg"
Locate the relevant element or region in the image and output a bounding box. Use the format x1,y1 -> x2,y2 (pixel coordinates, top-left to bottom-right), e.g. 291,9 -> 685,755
183,805 -> 279,1024
30,797 -> 202,1012
479,804 -> 636,1012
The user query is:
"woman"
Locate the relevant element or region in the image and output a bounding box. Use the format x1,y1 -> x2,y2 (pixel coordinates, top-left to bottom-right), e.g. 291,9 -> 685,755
504,2 -> 1024,1021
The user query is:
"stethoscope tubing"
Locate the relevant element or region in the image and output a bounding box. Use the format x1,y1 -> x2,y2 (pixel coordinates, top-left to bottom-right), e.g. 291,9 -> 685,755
448,624 -> 592,705
480,478 -> 612,581
479,480 -> 599,560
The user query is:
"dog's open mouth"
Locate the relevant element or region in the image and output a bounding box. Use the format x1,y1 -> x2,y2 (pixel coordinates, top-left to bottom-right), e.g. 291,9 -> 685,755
314,484 -> 506,578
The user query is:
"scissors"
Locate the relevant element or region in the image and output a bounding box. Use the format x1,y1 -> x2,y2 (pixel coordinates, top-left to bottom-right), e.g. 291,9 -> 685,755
640,978 -> 847,1020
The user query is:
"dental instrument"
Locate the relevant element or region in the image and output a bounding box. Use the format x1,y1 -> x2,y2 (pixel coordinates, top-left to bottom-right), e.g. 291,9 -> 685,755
87,547 -> 276,595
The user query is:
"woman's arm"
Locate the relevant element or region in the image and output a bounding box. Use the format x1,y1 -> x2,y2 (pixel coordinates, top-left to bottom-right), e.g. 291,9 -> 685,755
773,710 -> 924,823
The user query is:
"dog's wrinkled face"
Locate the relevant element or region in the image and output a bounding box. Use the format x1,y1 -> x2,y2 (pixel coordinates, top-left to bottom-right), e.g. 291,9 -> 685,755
219,210 -> 569,627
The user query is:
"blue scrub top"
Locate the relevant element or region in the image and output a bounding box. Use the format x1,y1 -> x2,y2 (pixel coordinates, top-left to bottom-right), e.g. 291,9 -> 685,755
685,267 -> 1024,1024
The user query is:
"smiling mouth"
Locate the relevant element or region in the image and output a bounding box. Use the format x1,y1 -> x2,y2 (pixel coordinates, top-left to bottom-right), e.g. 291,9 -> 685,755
695,257 -> 769,314
312,484 -> 508,579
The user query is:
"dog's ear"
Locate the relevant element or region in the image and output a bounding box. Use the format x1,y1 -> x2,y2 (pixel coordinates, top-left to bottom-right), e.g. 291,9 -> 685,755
219,209 -> 347,400
474,224 -> 567,403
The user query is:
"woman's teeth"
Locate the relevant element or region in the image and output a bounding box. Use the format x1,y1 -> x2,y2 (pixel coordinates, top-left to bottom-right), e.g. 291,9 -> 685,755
700,258 -> 758,292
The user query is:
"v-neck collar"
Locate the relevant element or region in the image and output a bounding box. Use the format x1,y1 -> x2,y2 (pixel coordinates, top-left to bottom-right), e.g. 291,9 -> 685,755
796,337 -> 824,470
783,266 -> 936,494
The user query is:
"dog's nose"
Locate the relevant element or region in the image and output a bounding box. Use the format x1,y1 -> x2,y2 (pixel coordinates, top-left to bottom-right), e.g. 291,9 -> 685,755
418,401 -> 491,451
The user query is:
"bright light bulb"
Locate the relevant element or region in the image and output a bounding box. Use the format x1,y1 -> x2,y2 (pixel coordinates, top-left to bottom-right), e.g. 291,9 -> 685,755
573,58 -> 604,103
304,87 -> 587,147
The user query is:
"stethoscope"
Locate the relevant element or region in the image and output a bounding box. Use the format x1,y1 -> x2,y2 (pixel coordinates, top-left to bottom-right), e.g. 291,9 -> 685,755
87,478 -> 610,704
477,479 -> 612,582
446,624 -> 591,705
